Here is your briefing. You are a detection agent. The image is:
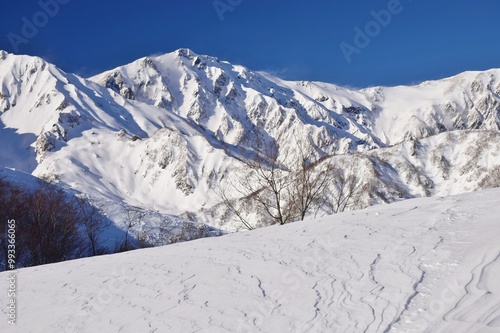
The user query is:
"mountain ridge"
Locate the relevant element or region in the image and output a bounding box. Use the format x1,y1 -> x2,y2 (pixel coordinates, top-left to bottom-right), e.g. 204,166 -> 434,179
1,48 -> 500,232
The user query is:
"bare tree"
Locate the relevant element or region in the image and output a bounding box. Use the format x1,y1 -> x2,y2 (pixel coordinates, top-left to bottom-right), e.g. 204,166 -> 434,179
20,183 -> 86,266
0,177 -> 138,271
0,177 -> 22,270
75,197 -> 110,256
325,160 -> 365,214
238,139 -> 295,225
1,178 -> 85,269
215,182 -> 255,230
118,207 -> 146,252
288,136 -> 333,221
218,133 -> 333,228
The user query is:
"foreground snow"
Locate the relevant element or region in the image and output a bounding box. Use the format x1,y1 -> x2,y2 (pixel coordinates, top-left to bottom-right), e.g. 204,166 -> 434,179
1,188 -> 500,332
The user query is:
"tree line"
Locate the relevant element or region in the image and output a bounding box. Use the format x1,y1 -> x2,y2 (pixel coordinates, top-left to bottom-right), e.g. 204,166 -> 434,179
0,176 -> 224,271
0,177 -> 110,271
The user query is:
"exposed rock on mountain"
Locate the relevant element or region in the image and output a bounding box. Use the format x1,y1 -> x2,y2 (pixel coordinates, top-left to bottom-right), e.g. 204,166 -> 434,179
1,48 -> 499,232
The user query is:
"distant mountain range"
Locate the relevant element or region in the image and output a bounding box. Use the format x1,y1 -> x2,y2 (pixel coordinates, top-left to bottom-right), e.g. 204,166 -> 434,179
1,48 -> 499,235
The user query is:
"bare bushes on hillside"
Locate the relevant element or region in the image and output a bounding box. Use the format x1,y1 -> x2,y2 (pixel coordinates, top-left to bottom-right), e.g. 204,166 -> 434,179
0,177 -> 109,271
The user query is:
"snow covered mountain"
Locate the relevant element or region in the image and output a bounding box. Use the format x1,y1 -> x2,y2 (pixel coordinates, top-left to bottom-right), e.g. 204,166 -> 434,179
1,48 -> 500,233
1,188 -> 499,332
91,48 -> 500,150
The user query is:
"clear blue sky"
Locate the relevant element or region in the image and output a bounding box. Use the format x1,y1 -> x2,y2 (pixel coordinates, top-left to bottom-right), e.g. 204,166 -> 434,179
1,0 -> 499,87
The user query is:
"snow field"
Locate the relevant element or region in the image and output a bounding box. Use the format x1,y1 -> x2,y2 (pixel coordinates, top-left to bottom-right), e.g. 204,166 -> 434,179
0,188 -> 499,332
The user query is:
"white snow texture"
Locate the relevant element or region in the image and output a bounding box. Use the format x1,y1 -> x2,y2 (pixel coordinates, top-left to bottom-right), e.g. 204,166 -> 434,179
0,188 -> 499,332
1,48 -> 500,332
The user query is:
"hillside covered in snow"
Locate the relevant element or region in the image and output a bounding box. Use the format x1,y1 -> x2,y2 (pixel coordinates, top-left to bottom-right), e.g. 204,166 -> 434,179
1,188 -> 499,332
1,48 -> 500,235
1,47 -> 500,332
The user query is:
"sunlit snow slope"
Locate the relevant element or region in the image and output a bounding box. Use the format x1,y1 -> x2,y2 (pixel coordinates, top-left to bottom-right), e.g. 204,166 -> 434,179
1,188 -> 499,333
1,48 -> 500,232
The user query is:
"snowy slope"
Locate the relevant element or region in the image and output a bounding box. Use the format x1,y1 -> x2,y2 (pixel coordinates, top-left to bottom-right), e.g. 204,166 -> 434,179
2,49 -> 500,233
363,130 -> 500,199
92,49 -> 500,151
0,165 -> 222,253
1,188 -> 499,332
199,129 -> 500,231
0,50 -> 233,238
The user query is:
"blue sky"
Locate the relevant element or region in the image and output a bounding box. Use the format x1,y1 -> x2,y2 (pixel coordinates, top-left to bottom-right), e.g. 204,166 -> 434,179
1,0 -> 500,87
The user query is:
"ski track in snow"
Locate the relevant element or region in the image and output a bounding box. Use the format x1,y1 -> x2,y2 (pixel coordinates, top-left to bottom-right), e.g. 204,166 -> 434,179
1,189 -> 500,332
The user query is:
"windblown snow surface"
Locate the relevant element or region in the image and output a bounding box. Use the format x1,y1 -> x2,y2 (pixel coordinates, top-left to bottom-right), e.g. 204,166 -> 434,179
1,188 -> 499,333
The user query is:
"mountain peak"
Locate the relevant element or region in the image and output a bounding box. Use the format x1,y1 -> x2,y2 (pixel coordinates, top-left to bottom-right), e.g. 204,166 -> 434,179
170,48 -> 220,65
175,48 -> 196,59
2,50 -> 500,233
